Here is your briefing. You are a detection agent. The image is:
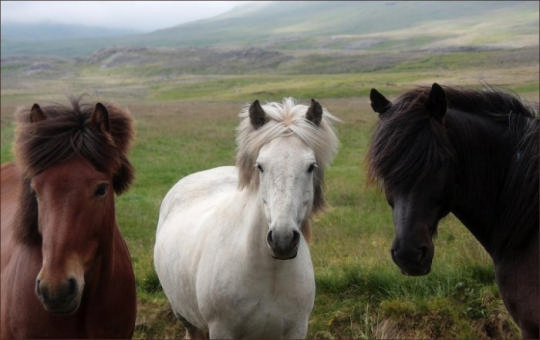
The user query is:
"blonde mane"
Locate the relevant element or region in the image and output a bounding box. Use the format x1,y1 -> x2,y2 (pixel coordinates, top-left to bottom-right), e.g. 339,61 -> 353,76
235,97 -> 339,217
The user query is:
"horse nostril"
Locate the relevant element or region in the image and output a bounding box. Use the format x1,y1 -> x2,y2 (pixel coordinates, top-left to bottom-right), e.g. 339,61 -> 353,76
291,230 -> 300,247
67,278 -> 77,297
35,279 -> 52,302
266,230 -> 274,246
418,246 -> 428,262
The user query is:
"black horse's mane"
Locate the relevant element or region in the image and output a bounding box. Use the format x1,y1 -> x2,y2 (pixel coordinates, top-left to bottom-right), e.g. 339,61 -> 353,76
443,86 -> 537,120
368,85 -> 538,251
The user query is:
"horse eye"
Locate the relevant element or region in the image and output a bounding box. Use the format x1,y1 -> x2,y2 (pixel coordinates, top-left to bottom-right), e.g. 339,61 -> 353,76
94,183 -> 109,197
307,163 -> 318,173
256,163 -> 264,173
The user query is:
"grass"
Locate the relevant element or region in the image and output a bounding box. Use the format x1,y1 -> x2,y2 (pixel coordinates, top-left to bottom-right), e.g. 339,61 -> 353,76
1,54 -> 537,339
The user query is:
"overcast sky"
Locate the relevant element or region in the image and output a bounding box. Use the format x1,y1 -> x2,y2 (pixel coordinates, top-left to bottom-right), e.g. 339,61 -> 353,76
0,1 -> 255,32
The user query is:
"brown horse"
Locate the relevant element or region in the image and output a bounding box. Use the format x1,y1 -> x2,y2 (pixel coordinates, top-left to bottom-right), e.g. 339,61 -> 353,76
1,97 -> 137,338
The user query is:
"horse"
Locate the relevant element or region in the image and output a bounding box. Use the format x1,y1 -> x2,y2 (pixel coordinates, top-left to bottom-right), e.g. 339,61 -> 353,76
1,97 -> 137,338
367,83 -> 539,339
154,98 -> 339,339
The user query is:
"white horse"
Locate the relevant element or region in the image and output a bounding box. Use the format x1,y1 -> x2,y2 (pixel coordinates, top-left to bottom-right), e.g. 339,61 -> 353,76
154,98 -> 339,339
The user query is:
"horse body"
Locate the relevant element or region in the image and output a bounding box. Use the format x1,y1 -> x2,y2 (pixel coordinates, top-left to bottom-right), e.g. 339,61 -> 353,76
155,166 -> 315,339
1,99 -> 136,338
155,98 -> 338,339
368,84 -> 539,338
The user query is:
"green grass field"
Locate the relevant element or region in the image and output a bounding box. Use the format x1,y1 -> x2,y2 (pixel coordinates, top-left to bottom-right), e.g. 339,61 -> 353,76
1,58 -> 538,338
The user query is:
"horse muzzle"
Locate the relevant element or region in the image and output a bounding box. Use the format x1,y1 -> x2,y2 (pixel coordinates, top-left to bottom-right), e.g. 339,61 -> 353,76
35,276 -> 83,314
390,240 -> 433,276
267,228 -> 300,260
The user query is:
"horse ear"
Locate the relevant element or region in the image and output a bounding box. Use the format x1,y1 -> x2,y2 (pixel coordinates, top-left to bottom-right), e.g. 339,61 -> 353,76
249,100 -> 267,129
306,99 -> 322,126
90,102 -> 111,133
426,83 -> 447,121
370,89 -> 392,114
30,104 -> 46,122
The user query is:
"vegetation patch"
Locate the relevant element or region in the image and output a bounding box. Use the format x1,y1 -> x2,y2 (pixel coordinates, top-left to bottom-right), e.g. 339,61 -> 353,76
1,46 -> 536,338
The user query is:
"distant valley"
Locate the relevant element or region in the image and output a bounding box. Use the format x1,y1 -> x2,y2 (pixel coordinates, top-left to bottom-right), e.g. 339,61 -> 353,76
1,1 -> 538,84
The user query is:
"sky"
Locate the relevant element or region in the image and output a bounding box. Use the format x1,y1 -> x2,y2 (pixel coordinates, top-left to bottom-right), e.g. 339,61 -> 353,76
0,1 -> 252,32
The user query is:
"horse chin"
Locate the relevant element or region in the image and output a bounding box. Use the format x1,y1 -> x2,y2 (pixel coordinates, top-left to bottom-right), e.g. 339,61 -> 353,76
400,265 -> 431,276
271,252 -> 298,261
36,279 -> 84,315
268,244 -> 299,260
41,299 -> 81,315
392,253 -> 432,276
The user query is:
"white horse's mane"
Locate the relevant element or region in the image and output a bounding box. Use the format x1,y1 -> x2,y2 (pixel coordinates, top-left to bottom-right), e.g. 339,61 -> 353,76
236,97 -> 339,214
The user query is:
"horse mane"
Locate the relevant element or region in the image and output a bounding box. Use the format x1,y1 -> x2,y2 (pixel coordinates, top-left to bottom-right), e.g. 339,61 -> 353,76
368,85 -> 539,250
13,95 -> 135,245
367,87 -> 455,192
368,85 -> 538,192
235,97 -> 339,215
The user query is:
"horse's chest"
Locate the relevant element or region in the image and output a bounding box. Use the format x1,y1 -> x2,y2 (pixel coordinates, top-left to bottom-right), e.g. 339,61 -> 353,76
199,257 -> 314,336
209,290 -> 308,339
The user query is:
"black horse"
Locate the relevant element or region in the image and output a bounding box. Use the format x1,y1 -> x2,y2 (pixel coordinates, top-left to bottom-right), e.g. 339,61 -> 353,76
367,83 -> 538,339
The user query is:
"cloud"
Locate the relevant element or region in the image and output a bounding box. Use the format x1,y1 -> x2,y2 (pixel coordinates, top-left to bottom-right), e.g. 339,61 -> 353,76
0,1 -> 248,32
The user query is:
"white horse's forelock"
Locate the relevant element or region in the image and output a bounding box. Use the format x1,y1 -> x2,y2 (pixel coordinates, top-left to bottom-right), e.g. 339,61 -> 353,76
236,97 -> 339,192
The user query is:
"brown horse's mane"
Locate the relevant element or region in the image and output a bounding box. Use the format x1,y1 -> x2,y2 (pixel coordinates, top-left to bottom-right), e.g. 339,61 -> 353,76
13,96 -> 135,245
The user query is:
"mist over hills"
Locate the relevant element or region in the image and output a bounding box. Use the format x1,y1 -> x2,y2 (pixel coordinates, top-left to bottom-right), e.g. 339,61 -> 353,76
2,1 -> 538,57
1,1 -> 538,78
1,22 -> 139,42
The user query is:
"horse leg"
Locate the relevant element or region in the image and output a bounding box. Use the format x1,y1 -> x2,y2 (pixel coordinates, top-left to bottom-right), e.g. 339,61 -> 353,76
520,323 -> 539,340
495,238 -> 539,339
176,314 -> 208,340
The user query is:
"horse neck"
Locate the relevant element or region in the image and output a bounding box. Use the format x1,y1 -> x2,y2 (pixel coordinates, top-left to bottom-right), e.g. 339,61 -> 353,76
86,217 -> 122,287
80,220 -> 132,306
446,110 -> 534,259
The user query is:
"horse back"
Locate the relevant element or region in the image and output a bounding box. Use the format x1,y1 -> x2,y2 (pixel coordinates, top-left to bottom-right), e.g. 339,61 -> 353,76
1,163 -> 22,268
157,166 -> 238,230
1,163 -> 21,223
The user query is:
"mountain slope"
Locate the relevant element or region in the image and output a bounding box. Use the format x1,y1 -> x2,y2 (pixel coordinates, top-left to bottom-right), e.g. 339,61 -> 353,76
139,1 -> 538,48
1,1 -> 538,57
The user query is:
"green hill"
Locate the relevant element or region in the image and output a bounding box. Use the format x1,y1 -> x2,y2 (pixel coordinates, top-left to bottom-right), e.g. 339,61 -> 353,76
2,1 -> 538,57
143,1 -> 537,48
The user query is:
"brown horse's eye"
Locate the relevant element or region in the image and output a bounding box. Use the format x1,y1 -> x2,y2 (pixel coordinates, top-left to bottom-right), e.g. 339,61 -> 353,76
94,183 -> 109,197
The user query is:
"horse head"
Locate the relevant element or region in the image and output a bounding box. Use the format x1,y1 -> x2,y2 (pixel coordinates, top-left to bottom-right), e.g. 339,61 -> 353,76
32,156 -> 114,314
369,84 -> 455,275
237,99 -> 338,260
15,100 -> 134,314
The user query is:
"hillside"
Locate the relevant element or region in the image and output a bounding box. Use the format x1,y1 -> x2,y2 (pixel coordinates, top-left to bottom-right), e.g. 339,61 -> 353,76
1,1 -> 538,57
144,1 -> 538,49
